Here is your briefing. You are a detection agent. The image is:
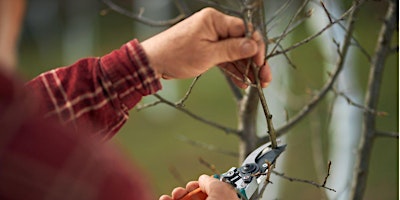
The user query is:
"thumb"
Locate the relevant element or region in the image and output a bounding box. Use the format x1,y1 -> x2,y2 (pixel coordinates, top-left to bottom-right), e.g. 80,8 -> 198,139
210,38 -> 258,64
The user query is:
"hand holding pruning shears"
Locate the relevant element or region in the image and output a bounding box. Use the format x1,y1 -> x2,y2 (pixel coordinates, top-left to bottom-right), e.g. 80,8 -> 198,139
160,142 -> 286,200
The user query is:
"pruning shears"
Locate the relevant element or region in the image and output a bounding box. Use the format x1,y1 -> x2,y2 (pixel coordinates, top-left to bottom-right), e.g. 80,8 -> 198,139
180,142 -> 286,200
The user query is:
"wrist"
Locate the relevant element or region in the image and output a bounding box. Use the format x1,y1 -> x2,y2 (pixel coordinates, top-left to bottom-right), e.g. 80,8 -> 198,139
140,38 -> 165,79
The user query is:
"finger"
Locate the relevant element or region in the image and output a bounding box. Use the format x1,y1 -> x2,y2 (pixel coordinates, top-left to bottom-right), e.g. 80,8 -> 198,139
252,30 -> 266,66
198,174 -> 237,199
159,195 -> 173,200
205,8 -> 246,38
259,62 -> 272,88
210,38 -> 258,65
220,62 -> 250,89
186,181 -> 200,192
198,174 -> 217,194
171,187 -> 189,199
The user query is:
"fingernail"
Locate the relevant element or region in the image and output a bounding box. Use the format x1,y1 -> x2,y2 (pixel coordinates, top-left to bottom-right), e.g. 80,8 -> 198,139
241,41 -> 256,56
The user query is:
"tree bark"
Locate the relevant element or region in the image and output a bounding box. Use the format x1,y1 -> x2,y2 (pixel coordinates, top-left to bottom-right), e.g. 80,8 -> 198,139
350,0 -> 398,199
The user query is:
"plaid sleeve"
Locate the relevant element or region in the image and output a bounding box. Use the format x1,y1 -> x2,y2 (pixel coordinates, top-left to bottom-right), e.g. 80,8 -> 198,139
25,39 -> 161,139
0,71 -> 154,200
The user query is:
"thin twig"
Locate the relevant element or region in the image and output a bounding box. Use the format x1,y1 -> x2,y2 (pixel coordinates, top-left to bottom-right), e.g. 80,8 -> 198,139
198,157 -> 220,174
242,0 -> 278,149
265,0 -> 295,27
153,94 -> 240,135
219,66 -> 257,88
136,100 -> 162,111
259,2 -> 363,141
311,0 -> 372,62
332,87 -> 388,117
273,170 -> 336,192
322,161 -> 332,187
178,135 -> 239,157
276,42 -> 298,69
320,0 -> 333,23
169,166 -> 186,186
176,75 -> 202,107
310,110 -> 329,199
221,70 -> 244,101
102,0 -> 186,26
269,0 -> 311,57
137,76 -> 201,110
267,4 -> 356,59
252,161 -> 274,199
196,0 -> 242,17
375,131 -> 399,138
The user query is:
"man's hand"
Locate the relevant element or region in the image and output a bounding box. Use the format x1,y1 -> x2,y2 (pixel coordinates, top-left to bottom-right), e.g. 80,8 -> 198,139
141,7 -> 271,88
159,175 -> 239,200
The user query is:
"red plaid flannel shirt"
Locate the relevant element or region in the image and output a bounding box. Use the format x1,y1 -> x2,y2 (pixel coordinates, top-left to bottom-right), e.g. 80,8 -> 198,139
0,39 -> 161,200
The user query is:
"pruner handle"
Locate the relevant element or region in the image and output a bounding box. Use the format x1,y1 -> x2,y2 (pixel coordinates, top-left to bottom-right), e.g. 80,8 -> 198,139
179,188 -> 207,200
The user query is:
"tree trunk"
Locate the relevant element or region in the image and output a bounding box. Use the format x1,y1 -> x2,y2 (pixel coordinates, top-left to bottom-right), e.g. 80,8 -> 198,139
238,87 -> 260,163
350,0 -> 398,199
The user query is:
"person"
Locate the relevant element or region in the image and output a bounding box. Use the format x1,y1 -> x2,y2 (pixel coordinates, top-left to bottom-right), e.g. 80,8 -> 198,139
0,6 -> 271,200
0,0 -> 25,71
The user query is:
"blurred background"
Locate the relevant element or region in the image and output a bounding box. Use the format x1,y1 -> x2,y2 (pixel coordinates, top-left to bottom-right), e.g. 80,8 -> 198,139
10,0 -> 398,199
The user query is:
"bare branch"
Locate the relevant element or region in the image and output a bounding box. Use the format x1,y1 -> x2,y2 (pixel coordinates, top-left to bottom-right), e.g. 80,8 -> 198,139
221,70 -> 244,101
242,0 -> 278,149
219,66 -> 257,88
322,161 -> 332,187
178,135 -> 239,157
169,166 -> 186,186
195,0 -> 242,17
252,161 -> 274,200
332,87 -> 388,116
198,157 -> 220,174
102,0 -> 186,26
262,1 -> 364,141
375,131 -> 399,139
267,3 -> 356,59
320,0 -> 333,23
310,111 -> 329,199
350,0 -> 398,198
136,100 -> 162,111
137,76 -> 200,110
273,170 -> 336,192
251,62 -> 278,148
269,0 -> 311,57
265,0 -> 295,27
174,0 -> 191,16
275,42 -> 298,69
176,75 -> 201,107
153,94 -> 240,135
390,45 -> 399,54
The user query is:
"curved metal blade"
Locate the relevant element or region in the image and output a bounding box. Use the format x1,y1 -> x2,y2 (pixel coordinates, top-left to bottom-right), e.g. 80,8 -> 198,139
241,142 -> 286,171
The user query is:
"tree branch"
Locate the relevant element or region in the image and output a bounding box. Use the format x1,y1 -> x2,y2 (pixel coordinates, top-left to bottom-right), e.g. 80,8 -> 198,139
102,0 -> 186,26
332,87 -> 388,117
272,169 -> 336,192
375,131 -> 399,139
258,1 -> 364,143
269,0 -> 311,57
267,3 -> 357,59
350,0 -> 398,199
178,135 -> 239,157
153,94 -> 240,135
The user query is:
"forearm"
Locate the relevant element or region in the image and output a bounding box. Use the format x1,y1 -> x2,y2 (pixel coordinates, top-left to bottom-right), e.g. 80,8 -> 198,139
0,0 -> 26,70
25,39 -> 161,139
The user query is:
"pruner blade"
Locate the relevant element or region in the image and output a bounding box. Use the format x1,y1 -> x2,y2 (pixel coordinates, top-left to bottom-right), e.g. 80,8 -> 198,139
242,141 -> 286,172
220,141 -> 286,200
179,141 -> 286,200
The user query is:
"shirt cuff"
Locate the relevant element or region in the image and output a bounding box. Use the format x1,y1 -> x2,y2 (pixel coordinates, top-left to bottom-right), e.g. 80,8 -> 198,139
100,39 -> 162,110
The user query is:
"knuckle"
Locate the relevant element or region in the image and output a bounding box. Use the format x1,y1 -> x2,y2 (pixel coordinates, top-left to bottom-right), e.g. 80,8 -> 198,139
200,7 -> 218,16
